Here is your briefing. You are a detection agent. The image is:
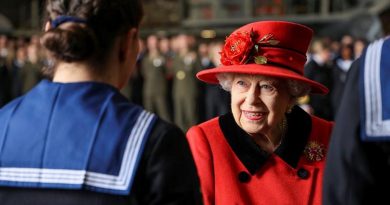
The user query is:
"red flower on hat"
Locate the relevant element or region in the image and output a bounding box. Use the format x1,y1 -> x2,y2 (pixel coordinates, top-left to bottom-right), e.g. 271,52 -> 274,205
220,29 -> 279,66
221,32 -> 254,65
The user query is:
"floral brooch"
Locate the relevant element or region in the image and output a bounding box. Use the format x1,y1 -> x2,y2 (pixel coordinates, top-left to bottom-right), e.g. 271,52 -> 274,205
303,141 -> 326,162
220,29 -> 279,66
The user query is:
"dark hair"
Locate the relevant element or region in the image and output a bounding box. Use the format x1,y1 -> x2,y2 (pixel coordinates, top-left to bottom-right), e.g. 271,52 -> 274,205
379,9 -> 390,35
41,0 -> 143,65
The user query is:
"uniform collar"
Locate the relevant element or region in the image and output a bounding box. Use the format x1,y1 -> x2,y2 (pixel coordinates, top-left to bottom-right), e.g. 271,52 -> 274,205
0,79 -> 157,195
219,106 -> 312,175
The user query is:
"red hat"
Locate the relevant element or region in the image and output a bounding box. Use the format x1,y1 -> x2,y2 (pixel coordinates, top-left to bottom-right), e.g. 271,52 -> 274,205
196,21 -> 328,94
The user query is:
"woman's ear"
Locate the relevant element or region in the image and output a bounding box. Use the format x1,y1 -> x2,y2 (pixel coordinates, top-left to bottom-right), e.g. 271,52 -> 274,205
117,28 -> 139,89
119,28 -> 139,63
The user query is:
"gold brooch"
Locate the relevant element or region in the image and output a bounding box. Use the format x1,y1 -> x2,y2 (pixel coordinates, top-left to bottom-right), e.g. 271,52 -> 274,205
303,141 -> 326,162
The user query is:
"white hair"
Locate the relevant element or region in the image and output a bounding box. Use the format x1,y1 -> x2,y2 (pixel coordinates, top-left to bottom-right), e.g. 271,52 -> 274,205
216,73 -> 311,97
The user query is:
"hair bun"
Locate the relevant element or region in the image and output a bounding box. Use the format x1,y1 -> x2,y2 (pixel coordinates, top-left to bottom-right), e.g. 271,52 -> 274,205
41,24 -> 97,62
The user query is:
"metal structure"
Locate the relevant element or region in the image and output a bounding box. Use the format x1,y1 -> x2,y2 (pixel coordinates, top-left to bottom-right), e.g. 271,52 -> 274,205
0,0 -> 389,40
142,0 -> 390,41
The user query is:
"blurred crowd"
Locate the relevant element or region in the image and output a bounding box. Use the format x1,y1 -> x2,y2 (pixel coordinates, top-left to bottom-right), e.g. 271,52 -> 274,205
0,34 -> 46,107
303,34 -> 367,121
0,32 -> 367,131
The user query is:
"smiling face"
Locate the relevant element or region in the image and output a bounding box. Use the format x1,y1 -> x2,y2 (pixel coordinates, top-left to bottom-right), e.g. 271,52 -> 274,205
230,74 -> 293,137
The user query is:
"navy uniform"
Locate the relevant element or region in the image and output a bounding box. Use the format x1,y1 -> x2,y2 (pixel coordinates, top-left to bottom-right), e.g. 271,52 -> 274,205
0,80 -> 202,205
324,37 -> 390,204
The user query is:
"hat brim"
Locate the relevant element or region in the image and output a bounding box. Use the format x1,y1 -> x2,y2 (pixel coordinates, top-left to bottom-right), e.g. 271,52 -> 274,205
197,64 -> 329,95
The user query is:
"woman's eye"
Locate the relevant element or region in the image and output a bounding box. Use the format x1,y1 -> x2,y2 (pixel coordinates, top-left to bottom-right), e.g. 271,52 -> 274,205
234,80 -> 249,92
236,80 -> 247,87
260,84 -> 275,92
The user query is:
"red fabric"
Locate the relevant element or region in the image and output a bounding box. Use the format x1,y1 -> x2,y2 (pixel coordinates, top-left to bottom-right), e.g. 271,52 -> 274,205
196,21 -> 328,95
186,116 -> 333,205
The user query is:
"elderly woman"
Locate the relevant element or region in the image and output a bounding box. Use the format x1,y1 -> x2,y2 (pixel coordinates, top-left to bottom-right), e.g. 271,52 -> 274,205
186,21 -> 333,205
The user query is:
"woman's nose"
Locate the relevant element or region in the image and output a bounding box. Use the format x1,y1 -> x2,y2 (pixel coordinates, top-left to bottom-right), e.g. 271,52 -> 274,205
246,85 -> 261,105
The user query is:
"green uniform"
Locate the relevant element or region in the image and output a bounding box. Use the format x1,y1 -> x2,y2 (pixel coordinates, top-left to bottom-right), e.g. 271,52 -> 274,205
172,52 -> 201,131
20,61 -> 42,94
142,53 -> 171,121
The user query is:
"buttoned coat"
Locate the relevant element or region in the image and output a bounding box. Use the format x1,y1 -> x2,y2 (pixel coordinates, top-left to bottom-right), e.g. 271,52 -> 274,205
187,107 -> 333,205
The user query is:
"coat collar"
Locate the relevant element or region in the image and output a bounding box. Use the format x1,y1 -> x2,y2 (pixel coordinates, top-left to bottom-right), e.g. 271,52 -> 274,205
219,106 -> 312,175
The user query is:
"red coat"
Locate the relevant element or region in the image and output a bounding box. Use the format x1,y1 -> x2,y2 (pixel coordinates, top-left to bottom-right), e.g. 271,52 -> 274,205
187,110 -> 333,205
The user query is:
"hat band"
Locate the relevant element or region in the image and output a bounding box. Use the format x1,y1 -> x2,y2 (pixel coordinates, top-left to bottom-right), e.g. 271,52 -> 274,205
258,47 -> 307,75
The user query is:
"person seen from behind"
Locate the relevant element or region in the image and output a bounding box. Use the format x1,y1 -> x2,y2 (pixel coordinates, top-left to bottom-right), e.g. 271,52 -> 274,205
323,18 -> 390,205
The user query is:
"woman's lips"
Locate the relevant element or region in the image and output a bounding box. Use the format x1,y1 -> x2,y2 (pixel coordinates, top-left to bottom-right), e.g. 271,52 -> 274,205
242,111 -> 265,121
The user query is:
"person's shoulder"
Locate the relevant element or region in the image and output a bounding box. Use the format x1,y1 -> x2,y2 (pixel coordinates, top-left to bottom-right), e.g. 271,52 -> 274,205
311,115 -> 333,127
310,115 -> 333,136
186,117 -> 222,143
0,96 -> 23,113
146,116 -> 193,149
309,115 -> 333,145
0,97 -> 24,139
199,117 -> 220,127
152,117 -> 184,136
188,117 -> 220,132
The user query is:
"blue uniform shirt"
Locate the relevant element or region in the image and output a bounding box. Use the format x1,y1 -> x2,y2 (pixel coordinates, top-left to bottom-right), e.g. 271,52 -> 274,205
0,80 -> 156,195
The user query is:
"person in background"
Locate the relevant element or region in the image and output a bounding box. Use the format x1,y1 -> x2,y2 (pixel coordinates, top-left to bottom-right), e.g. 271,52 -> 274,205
159,36 -> 175,117
29,34 -> 47,62
172,34 -> 201,131
0,0 -> 202,204
330,40 -> 341,61
0,35 -> 9,63
340,34 -> 354,46
353,38 -> 367,59
0,57 -> 11,107
304,39 -> 334,120
10,46 -> 28,98
323,33 -> 390,205
2,36 -> 15,70
121,39 -> 145,106
0,35 -> 11,107
186,21 -> 333,205
20,43 -> 44,93
142,35 -> 171,122
202,42 -> 230,120
197,42 -> 211,122
331,43 -> 354,117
